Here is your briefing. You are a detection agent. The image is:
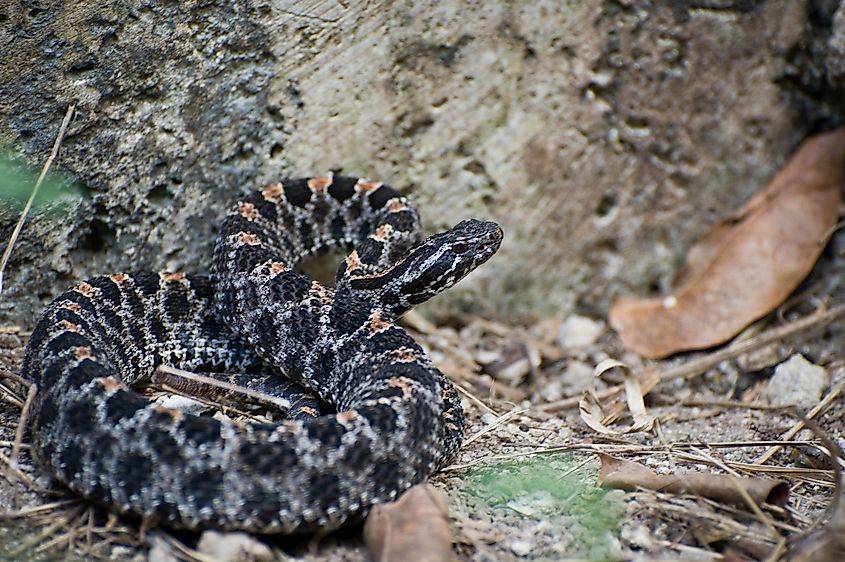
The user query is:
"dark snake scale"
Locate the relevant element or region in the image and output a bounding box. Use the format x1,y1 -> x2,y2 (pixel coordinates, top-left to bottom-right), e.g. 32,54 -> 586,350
21,175 -> 503,532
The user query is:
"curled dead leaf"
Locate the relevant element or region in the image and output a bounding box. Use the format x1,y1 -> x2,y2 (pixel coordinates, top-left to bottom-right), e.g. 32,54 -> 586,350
579,360 -> 655,434
598,453 -> 789,508
364,484 -> 453,562
610,129 -> 845,358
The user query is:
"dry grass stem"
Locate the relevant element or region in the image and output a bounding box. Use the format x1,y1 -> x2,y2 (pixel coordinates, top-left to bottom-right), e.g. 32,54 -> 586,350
0,104 -> 75,294
155,531 -> 226,562
453,380 -> 499,415
461,407 -> 528,449
0,499 -> 79,520
11,380 -> 36,467
753,380 -> 845,465
0,449 -> 40,491
7,505 -> 84,557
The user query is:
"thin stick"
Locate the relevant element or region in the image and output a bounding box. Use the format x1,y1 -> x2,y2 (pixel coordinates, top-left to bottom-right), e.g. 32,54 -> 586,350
154,365 -> 291,413
443,439 -> 831,472
660,303 -> 845,383
753,379 -> 845,465
680,399 -> 793,411
461,407 -> 527,449
0,449 -> 40,490
11,381 -> 37,468
0,105 -> 76,294
0,499 -> 79,519
690,447 -> 780,537
453,381 -> 498,416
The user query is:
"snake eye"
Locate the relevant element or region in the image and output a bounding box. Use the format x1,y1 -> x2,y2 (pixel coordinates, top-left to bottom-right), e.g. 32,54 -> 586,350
452,241 -> 469,254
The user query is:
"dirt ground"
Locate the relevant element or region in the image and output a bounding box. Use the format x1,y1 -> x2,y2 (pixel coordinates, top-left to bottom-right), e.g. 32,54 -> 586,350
2,240 -> 845,561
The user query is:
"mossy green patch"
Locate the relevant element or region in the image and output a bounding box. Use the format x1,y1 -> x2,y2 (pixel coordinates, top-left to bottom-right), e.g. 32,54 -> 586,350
0,149 -> 80,214
464,454 -> 621,560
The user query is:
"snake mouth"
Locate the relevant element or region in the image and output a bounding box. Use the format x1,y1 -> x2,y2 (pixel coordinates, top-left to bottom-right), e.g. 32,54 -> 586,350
490,222 -> 505,248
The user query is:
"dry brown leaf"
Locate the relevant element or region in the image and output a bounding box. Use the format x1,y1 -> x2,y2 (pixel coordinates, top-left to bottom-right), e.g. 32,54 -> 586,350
364,484 -> 453,562
692,525 -> 776,561
598,453 -> 789,508
610,128 -> 845,358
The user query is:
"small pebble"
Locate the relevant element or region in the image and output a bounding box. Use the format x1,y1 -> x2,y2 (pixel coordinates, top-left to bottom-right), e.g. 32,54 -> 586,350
763,354 -> 829,408
510,539 -> 533,557
157,395 -> 206,414
481,412 -> 498,425
147,537 -> 178,562
557,315 -> 604,349
197,530 -> 273,562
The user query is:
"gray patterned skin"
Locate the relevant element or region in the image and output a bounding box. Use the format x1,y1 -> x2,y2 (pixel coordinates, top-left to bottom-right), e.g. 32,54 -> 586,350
21,175 -> 503,533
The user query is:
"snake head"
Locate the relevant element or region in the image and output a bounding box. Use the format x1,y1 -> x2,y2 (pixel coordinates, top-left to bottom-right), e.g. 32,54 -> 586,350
340,218 -> 503,316
416,219 -> 504,290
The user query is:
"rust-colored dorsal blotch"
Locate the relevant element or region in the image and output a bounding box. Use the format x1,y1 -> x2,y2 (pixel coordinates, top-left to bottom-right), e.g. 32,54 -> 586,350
307,175 -> 333,191
387,198 -> 408,213
98,376 -> 124,392
262,182 -> 283,201
59,301 -> 82,314
345,250 -> 362,271
234,232 -> 261,246
268,260 -> 287,276
309,280 -> 333,305
389,347 -> 419,363
355,178 -> 382,193
73,346 -> 94,360
388,376 -> 414,399
73,282 -> 96,298
159,272 -> 187,283
239,201 -> 259,221
337,410 -> 359,423
372,224 -> 394,241
58,320 -> 81,333
153,405 -> 184,422
368,310 -> 391,333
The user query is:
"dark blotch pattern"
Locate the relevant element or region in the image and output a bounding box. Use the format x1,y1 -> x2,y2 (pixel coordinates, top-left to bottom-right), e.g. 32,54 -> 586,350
368,185 -> 400,210
283,180 -> 313,208
327,177 -> 357,201
104,389 -> 147,423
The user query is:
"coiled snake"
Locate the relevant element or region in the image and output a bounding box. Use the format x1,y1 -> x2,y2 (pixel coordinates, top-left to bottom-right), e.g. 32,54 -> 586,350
21,176 -> 503,532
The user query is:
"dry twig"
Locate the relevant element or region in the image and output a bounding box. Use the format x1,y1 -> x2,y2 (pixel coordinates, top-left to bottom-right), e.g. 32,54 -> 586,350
0,104 -> 75,294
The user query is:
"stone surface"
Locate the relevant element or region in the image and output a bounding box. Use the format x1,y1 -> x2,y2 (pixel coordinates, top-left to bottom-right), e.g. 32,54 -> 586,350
1,1 -> 843,326
763,353 -> 830,408
829,1 -> 845,87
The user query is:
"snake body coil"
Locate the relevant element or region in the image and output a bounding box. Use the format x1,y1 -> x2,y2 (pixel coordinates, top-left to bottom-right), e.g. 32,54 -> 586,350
21,176 -> 502,532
